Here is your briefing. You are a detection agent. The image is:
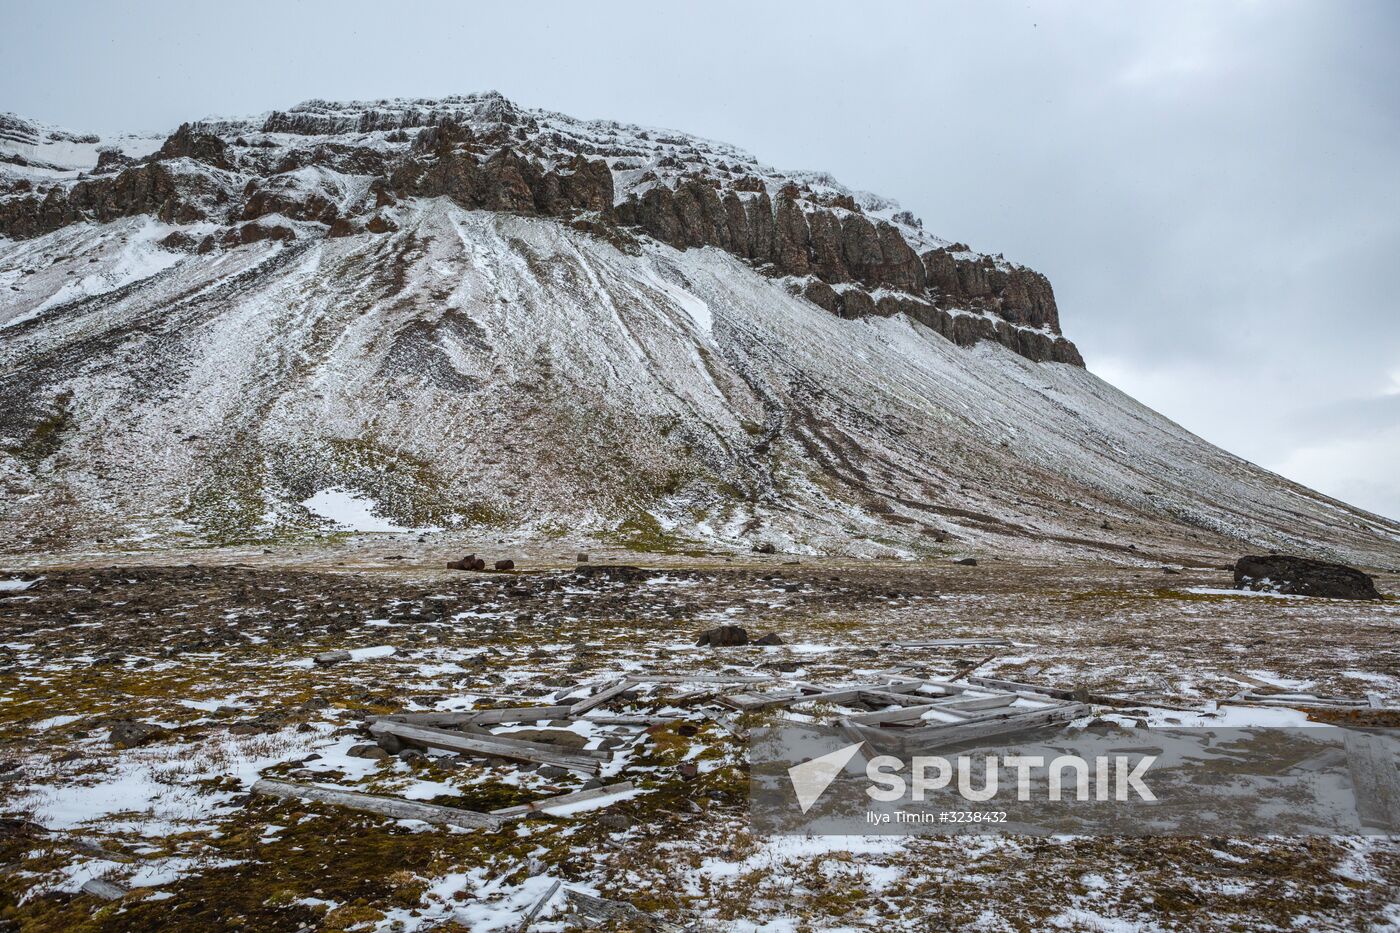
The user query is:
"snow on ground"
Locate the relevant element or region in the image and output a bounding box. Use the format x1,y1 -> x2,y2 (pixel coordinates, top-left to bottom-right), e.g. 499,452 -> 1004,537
301,487 -> 419,533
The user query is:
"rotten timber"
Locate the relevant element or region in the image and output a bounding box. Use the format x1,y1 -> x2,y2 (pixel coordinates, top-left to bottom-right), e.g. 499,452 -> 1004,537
491,781 -> 637,820
251,778 -> 501,830
368,720 -> 606,773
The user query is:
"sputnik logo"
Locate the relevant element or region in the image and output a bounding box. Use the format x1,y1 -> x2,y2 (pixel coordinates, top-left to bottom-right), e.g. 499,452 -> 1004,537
787,741 -> 865,813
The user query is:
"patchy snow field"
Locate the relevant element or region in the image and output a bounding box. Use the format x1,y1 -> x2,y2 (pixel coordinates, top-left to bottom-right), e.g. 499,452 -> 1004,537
0,550 -> 1396,930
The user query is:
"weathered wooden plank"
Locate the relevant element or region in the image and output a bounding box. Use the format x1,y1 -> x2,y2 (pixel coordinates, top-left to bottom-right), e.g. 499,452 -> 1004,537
563,888 -> 685,932
897,702 -> 1089,746
845,702 -> 1087,747
966,675 -> 1082,700
707,713 -> 747,739
80,878 -> 128,901
629,674 -> 775,684
568,678 -> 634,716
368,721 -> 603,773
720,679 -> 926,711
252,778 -> 501,829
492,781 -> 637,820
1238,691 -> 1368,708
377,706 -> 571,726
519,879 -> 561,932
469,705 -> 574,725
846,693 -> 1017,726
891,638 -> 1013,648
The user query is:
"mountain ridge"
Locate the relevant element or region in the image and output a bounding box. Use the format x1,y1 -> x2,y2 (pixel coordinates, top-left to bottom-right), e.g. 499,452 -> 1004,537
0,92 -> 1080,365
1,93 -> 1397,566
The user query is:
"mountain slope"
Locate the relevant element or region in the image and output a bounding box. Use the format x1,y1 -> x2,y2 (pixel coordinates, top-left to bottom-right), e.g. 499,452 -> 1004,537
1,95 -> 1397,565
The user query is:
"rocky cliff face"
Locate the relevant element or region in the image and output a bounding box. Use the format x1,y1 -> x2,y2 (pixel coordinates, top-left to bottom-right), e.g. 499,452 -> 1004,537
0,94 -> 1081,364
3,96 -> 1399,565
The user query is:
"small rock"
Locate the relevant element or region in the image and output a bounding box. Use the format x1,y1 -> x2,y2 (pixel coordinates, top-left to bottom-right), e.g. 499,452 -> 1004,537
494,559 -> 515,571
108,721 -> 165,748
348,744 -> 390,760
751,542 -> 776,554
1161,566 -> 1182,575
538,765 -> 569,780
753,632 -> 784,646
313,650 -> 352,666
375,733 -> 404,755
954,557 -> 978,566
599,813 -> 632,833
677,762 -> 699,780
576,552 -> 589,562
696,625 -> 749,647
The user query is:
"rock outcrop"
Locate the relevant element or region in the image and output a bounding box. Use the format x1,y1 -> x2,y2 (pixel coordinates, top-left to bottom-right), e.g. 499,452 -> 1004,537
0,162 -> 222,239
1233,555 -> 1382,600
388,123 -> 613,218
0,92 -> 1083,365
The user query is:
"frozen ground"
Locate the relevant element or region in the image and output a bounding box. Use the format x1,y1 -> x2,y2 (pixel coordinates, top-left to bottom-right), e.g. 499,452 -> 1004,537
1,546 -> 1396,931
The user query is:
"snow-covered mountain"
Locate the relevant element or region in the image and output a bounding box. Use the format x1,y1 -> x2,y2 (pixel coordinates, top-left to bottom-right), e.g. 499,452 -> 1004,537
2,93 -> 1397,565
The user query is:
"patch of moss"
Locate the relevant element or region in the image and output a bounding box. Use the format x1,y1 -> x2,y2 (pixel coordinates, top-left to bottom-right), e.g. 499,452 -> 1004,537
602,512 -> 699,554
10,391 -> 74,468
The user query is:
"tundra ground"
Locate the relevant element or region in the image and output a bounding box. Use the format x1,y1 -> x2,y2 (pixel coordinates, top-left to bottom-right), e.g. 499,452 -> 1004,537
1,543 -> 1397,931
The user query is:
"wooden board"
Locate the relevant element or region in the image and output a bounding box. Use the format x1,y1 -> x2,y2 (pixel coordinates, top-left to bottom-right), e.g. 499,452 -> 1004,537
491,781 -> 637,820
368,721 -> 604,773
720,679 -> 926,711
252,778 -> 501,830
567,678 -> 633,716
81,879 -> 128,901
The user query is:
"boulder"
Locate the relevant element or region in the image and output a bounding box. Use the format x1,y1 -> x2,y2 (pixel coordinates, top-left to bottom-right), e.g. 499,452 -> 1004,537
753,632 -> 784,646
1234,555 -> 1381,600
494,559 -> 515,571
696,625 -> 749,647
108,720 -> 166,748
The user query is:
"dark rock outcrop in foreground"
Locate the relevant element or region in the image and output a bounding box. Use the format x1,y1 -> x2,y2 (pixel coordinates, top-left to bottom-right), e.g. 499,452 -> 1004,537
1234,555 -> 1382,600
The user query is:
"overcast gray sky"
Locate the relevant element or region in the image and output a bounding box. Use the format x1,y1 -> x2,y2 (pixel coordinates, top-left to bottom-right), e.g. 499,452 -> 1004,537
4,0 -> 1398,519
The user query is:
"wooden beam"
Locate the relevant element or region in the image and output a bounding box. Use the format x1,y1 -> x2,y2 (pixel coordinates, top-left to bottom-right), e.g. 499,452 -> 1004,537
368,721 -> 604,773
628,674 -> 775,684
492,781 -> 637,820
469,705 -> 574,725
890,638 -> 1012,648
519,880 -> 561,932
81,879 -> 128,901
568,678 -> 634,716
563,888 -> 685,932
846,693 -> 1017,726
252,778 -> 501,830
720,679 -> 926,711
845,697 -> 1086,750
